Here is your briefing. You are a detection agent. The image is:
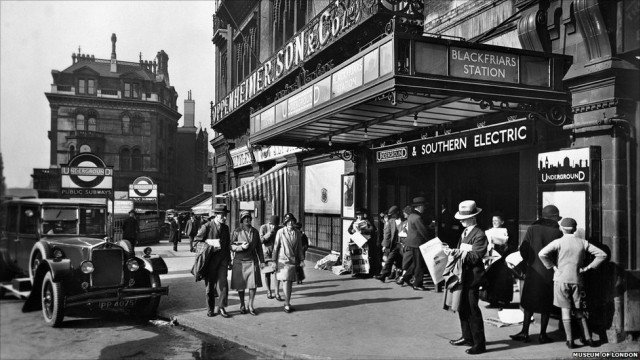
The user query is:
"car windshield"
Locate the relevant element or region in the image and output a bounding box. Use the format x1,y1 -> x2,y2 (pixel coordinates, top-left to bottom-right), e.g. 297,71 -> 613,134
42,206 -> 106,236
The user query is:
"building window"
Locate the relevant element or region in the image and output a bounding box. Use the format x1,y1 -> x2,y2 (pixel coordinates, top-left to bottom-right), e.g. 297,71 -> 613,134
124,83 -> 131,98
132,118 -> 142,135
88,117 -> 97,131
79,144 -> 91,153
78,79 -> 86,94
132,148 -> 142,170
88,79 -> 95,94
273,0 -> 307,50
133,83 -> 139,98
120,148 -> 131,170
122,115 -> 130,134
76,114 -> 85,130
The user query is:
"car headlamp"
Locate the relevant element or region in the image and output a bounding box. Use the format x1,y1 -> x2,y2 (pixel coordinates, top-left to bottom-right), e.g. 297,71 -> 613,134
126,259 -> 140,272
80,261 -> 94,274
53,248 -> 64,259
143,247 -> 152,257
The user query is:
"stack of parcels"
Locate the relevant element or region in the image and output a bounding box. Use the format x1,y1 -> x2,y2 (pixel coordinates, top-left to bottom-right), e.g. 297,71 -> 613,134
419,237 -> 448,284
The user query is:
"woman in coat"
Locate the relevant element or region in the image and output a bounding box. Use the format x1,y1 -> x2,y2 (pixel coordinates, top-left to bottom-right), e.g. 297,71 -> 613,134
483,212 -> 516,307
230,210 -> 265,316
273,213 -> 305,313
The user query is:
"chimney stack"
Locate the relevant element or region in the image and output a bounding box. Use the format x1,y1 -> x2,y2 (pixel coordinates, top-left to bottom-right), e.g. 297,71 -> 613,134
156,50 -> 170,85
183,90 -> 195,128
110,33 -> 117,73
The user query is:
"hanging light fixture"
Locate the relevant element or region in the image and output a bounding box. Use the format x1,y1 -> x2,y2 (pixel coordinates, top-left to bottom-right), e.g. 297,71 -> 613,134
364,125 -> 368,139
328,135 -> 332,147
413,113 -> 418,127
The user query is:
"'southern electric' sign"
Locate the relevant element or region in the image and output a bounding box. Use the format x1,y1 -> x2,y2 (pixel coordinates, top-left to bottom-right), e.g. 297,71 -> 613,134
376,119 -> 533,163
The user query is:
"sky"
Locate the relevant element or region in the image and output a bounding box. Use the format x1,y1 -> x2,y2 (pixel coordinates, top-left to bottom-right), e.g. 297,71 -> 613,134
0,1 -> 216,188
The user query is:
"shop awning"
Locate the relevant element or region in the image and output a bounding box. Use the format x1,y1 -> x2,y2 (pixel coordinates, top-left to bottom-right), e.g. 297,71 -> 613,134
249,33 -> 571,148
191,196 -> 212,215
216,162 -> 288,201
176,192 -> 211,211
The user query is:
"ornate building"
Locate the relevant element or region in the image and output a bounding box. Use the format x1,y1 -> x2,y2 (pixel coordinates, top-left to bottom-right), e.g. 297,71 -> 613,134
36,34 -> 182,207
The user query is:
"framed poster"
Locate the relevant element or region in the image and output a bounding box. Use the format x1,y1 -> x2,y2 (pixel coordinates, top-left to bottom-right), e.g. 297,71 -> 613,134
341,174 -> 355,218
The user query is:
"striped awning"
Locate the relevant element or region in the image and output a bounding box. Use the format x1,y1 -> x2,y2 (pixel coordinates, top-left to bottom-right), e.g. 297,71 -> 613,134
216,162 -> 288,201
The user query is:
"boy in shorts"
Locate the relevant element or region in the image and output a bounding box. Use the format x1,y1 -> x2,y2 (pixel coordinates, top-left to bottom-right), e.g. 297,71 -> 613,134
538,217 -> 607,349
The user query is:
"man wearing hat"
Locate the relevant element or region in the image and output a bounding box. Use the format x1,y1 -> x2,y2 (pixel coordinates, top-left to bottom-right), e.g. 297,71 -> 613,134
259,215 -> 281,299
445,200 -> 488,355
194,204 -> 232,318
538,218 -> 606,349
510,204 -> 563,344
376,205 -> 403,283
121,209 -> 139,249
185,213 -> 201,253
397,197 -> 434,291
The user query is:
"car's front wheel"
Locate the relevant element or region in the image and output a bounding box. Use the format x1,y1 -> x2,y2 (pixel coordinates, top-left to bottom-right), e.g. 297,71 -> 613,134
131,273 -> 161,319
41,271 -> 64,327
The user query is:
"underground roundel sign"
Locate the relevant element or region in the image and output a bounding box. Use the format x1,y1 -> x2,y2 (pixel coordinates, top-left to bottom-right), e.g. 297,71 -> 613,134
61,153 -> 113,197
129,176 -> 158,202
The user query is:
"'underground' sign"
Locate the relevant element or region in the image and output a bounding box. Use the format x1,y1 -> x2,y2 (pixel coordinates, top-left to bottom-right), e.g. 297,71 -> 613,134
61,153 -> 113,196
129,176 -> 157,202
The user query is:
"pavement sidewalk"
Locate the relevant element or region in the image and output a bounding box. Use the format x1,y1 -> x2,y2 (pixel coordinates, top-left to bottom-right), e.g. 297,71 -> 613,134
150,240 -> 638,359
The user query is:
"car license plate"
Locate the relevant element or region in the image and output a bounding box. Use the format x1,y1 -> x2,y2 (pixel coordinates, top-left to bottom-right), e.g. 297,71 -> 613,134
98,299 -> 136,310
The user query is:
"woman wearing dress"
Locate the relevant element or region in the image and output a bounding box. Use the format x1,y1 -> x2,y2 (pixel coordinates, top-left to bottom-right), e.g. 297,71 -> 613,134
230,210 -> 265,316
483,212 -> 516,307
273,213 -> 305,313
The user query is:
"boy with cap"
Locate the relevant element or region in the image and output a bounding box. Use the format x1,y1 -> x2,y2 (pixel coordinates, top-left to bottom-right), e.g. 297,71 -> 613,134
538,218 -> 607,349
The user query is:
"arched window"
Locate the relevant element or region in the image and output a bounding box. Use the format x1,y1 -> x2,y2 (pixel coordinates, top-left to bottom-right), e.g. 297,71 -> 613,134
122,116 -> 130,134
76,114 -> 85,130
131,114 -> 143,135
120,148 -> 131,170
131,148 -> 142,170
88,117 -> 97,131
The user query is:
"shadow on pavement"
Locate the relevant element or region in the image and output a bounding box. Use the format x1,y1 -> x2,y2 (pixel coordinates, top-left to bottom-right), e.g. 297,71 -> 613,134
295,296 -> 423,311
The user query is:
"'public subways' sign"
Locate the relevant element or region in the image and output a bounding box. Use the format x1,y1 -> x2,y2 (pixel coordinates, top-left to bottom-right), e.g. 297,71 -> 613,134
375,119 -> 533,163
61,153 -> 113,196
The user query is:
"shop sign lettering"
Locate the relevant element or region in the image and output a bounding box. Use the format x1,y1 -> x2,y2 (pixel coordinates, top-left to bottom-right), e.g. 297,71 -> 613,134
230,147 -> 252,168
450,47 -> 519,83
212,0 -> 369,123
376,120 -> 532,163
537,147 -> 593,184
254,146 -> 302,163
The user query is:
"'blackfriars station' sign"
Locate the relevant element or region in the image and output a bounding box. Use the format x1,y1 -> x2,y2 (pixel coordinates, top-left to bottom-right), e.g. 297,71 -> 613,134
212,0 -> 374,123
375,120 -> 533,163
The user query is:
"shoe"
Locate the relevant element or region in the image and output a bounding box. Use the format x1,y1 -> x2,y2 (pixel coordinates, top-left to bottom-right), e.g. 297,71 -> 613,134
582,339 -> 597,347
388,273 -> 397,281
218,308 -> 230,318
266,292 -> 274,299
413,285 -> 428,291
239,306 -> 247,314
284,305 -> 293,313
449,338 -> 473,346
207,310 -> 216,317
465,347 -> 486,355
375,275 -> 386,283
249,307 -> 257,316
275,294 -> 284,301
538,334 -> 553,344
566,341 -> 576,349
510,332 -> 530,343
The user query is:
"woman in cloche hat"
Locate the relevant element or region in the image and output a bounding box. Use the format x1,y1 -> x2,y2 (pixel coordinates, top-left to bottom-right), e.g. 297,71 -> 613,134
230,210 -> 265,316
272,213 -> 305,313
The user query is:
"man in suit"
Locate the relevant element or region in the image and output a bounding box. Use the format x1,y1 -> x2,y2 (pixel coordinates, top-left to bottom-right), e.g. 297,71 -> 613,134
397,197 -> 434,291
195,204 -> 232,318
121,210 -> 139,248
184,213 -> 201,253
445,200 -> 488,355
376,205 -> 403,283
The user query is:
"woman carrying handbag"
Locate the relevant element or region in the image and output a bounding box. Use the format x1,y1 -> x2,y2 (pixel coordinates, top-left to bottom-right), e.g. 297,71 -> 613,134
273,213 -> 305,313
230,210 -> 265,316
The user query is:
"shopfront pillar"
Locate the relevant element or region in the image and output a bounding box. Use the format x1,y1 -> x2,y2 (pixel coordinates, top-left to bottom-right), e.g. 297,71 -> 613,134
285,153 -> 303,222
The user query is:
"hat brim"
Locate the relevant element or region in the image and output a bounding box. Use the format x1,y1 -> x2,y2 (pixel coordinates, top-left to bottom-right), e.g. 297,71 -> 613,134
454,208 -> 482,220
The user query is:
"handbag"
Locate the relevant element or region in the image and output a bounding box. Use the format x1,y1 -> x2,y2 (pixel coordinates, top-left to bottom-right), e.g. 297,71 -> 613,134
296,265 -> 306,281
263,260 -> 276,274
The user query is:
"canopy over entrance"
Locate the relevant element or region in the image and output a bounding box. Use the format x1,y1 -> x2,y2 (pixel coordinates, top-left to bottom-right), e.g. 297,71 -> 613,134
249,33 -> 571,148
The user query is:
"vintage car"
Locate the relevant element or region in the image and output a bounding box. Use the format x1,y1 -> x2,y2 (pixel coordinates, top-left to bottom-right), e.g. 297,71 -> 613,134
0,198 -> 168,327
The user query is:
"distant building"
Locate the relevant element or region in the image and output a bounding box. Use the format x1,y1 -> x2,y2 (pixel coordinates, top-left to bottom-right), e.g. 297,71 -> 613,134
175,90 -> 210,205
34,33 -> 182,207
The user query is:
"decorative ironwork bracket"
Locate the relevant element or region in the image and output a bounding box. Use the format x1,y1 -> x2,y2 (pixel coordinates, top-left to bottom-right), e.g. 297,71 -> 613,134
329,150 -> 356,163
375,90 -> 408,105
473,98 -> 570,127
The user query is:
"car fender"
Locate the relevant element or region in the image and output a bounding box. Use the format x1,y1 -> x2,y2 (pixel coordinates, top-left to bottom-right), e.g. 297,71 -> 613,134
139,255 -> 168,275
22,259 -> 71,313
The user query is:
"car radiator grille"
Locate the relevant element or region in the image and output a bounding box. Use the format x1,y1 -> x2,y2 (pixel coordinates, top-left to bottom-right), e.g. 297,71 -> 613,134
91,248 -> 124,287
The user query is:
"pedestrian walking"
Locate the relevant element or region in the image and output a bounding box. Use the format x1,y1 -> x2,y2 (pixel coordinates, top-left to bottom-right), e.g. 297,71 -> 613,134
375,205 -> 403,283
510,204 -> 563,344
185,213 -> 201,252
482,212 -> 516,307
121,210 -> 139,249
169,216 -> 180,251
272,213 -> 305,313
230,210 -> 265,316
445,200 -> 488,355
259,215 -> 281,299
194,204 -> 232,318
397,197 -> 434,291
538,217 -> 607,349
294,222 -> 309,284
395,205 -> 412,285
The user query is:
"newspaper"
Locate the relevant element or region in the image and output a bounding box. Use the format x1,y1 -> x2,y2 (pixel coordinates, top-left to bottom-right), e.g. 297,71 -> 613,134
350,232 -> 369,248
419,237 -> 447,284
